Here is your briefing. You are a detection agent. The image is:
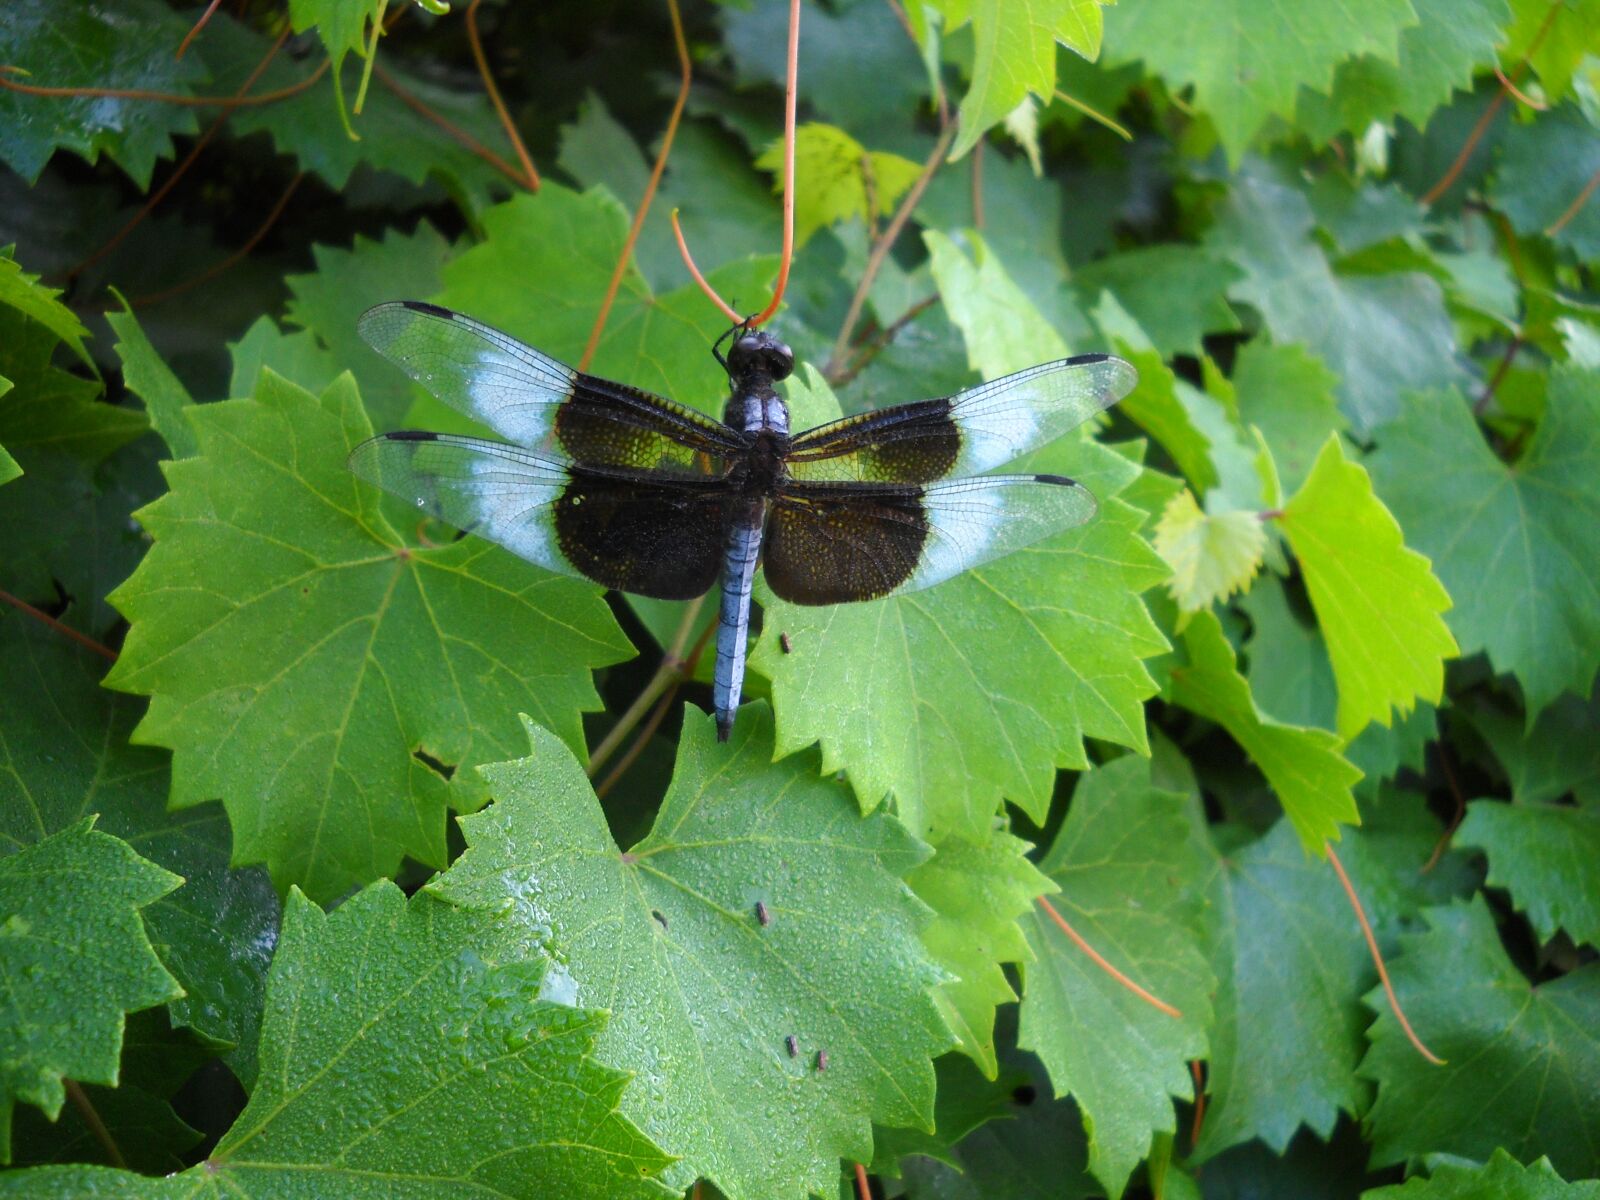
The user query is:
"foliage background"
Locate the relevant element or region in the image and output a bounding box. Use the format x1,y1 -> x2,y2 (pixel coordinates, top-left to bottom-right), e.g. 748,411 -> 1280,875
1,0 -> 1598,1196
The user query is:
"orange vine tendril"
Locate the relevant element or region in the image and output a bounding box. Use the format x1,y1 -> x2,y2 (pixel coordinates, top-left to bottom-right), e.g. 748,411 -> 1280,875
0,59 -> 328,108
72,26 -> 294,279
130,171 -> 306,307
0,589 -> 118,662
373,62 -> 530,188
854,1162 -> 872,1200
1545,163 -> 1600,238
675,0 -> 800,327
1423,743 -> 1469,871
465,0 -> 539,192
1324,842 -> 1446,1065
1420,0 -> 1561,206
1188,1060 -> 1207,1149
1036,895 -> 1183,1018
66,1080 -> 126,1169
580,0 -> 693,372
1493,62 -> 1548,110
176,0 -> 224,59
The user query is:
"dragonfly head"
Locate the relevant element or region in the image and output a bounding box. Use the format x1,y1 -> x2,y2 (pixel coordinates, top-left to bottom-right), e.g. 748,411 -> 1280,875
728,329 -> 794,382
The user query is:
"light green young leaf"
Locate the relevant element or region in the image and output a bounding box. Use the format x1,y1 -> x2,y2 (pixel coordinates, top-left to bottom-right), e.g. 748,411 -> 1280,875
1018,756 -> 1213,1197
1364,1149 -> 1600,1199
430,705 -> 953,1200
1104,0 -> 1417,162
755,124 -> 921,246
0,819 -> 181,1162
1361,898 -> 1600,1179
1167,609 -> 1361,850
106,370 -> 633,902
928,0 -> 1116,160
228,316 -> 342,401
1367,378 -> 1600,718
0,883 -> 678,1198
908,829 -> 1057,1079
1504,0 -> 1600,104
1281,435 -> 1457,740
0,252 -> 91,366
107,305 -> 198,460
1457,800 -> 1600,948
1153,489 -> 1266,613
0,444 -> 19,488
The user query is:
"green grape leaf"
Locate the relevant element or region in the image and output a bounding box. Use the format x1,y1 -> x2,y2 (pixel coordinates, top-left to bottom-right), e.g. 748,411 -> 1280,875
283,222 -> 457,427
752,373 -> 1167,843
106,306 -> 198,461
1463,687 -> 1600,805
1206,167 -> 1464,434
1092,292 -> 1220,494
755,124 -> 921,247
1153,489 -> 1266,613
899,1052 -> 1098,1199
287,0 -> 383,72
1505,0 -> 1600,104
1240,577 -> 1437,793
1360,898 -> 1600,1179
10,1078 -> 198,1176
0,817 -> 181,1162
1296,0 -> 1511,142
1168,609 -> 1361,850
105,369 -> 633,902
432,185 -> 778,429
908,828 -> 1056,1079
210,14 -> 513,216
1365,1149 -> 1600,1199
925,228 -> 1069,377
1073,245 -> 1243,360
0,883 -> 678,1197
0,0 -> 206,188
1457,800 -> 1600,948
1017,756 -> 1213,1197
1367,378 -> 1600,718
1,614 -> 280,1082
1489,105 -> 1600,262
429,705 -> 953,1200
0,444 -> 18,487
927,0 -> 1115,160
1280,435 -> 1457,741
1194,802 -> 1463,1160
228,316 -> 343,400
1104,0 -> 1417,162
0,252 -> 90,366
870,1054 -> 1021,1177
1231,342 -> 1345,494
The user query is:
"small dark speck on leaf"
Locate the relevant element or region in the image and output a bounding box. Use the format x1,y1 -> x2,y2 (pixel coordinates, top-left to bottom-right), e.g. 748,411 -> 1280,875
651,909 -> 668,931
756,900 -> 770,926
785,1034 -> 799,1057
412,748 -> 455,780
780,632 -> 792,654
816,1049 -> 828,1072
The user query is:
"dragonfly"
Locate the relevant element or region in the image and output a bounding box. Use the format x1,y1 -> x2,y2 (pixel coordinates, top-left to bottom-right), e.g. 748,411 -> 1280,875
347,301 -> 1138,740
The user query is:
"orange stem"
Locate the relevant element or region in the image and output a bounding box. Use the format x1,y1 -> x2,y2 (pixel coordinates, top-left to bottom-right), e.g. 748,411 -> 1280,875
1036,895 -> 1183,1018
1493,62 -> 1547,110
1188,1060 -> 1207,1149
0,589 -> 118,661
176,0 -> 224,59
373,62 -> 529,188
581,0 -> 693,372
1545,163 -> 1600,238
674,0 -> 800,327
1324,842 -> 1445,1065
131,172 -> 305,307
1420,0 -> 1561,206
465,0 -> 539,191
0,59 -> 327,108
854,1162 -> 872,1200
73,27 -> 293,279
